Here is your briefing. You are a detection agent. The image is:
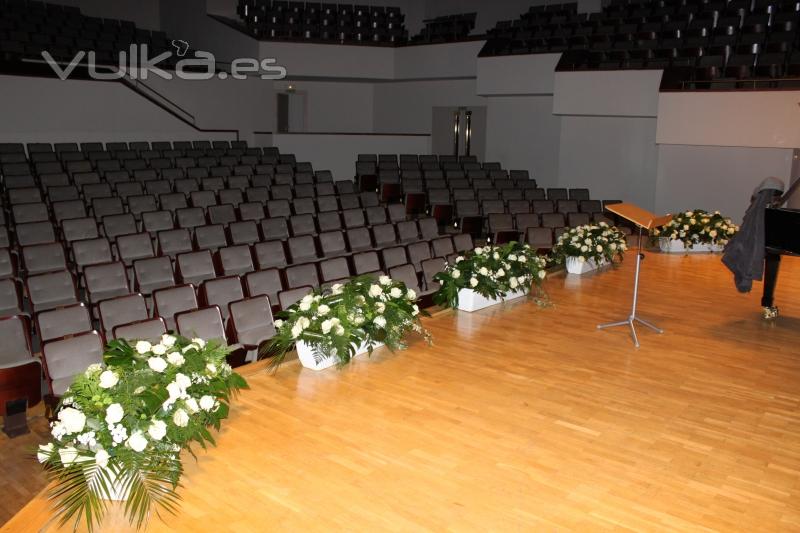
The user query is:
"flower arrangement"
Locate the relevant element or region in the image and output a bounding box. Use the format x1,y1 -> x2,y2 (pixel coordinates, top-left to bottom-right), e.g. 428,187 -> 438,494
36,335 -> 248,532
651,209 -> 738,249
432,241 -> 548,309
551,222 -> 628,266
264,275 -> 430,369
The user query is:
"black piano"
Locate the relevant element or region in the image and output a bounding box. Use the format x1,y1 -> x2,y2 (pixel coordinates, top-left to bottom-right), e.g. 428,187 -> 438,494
762,206 -> 800,318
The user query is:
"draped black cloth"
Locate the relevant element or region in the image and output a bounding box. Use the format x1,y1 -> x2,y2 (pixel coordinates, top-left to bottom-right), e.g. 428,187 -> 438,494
722,178 -> 784,293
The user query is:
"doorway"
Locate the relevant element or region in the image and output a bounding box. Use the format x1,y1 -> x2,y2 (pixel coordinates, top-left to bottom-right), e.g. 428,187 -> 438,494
277,91 -> 307,133
431,106 -> 487,160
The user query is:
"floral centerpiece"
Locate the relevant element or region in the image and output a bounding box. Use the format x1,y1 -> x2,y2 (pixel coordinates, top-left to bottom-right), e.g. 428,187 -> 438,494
551,222 -> 628,274
264,275 -> 430,370
36,335 -> 248,532
652,209 -> 738,252
432,241 -> 548,310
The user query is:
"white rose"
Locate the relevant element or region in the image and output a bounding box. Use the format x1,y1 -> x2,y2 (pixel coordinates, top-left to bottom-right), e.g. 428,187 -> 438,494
510,277 -> 518,288
580,245 -> 588,253
181,343 -> 199,353
94,448 -> 110,468
451,269 -> 461,279
493,252 -> 500,260
174,373 -> 192,390
610,243 -> 617,250
173,409 -> 190,427
37,443 -> 54,463
538,270 -> 546,280
59,446 -> 79,466
406,289 -> 416,300
496,269 -> 505,277
321,319 -> 333,334
98,370 -> 119,389
135,340 -> 152,354
479,267 -> 489,276
373,316 -> 387,328
167,351 -> 185,366
455,256 -> 464,263
508,254 -> 518,261
185,397 -> 200,414
469,277 -> 479,287
127,432 -> 148,452
518,256 -> 527,263
369,284 -> 383,297
291,323 -> 303,338
148,357 -> 167,373
148,420 -> 168,441
274,319 -> 284,328
206,363 -> 217,374
317,304 -> 330,316
412,304 -> 420,316
578,256 -> 586,263
474,247 -> 483,254
375,302 -> 386,314
84,363 -> 102,377
299,300 -> 312,311
58,407 -> 87,434
191,338 -> 206,348
105,403 -> 124,425
199,395 -> 215,411
330,283 -> 343,294
167,382 -> 183,401
596,245 -> 603,252
151,343 -> 167,355
379,275 -> 392,286
161,334 -> 177,347
390,287 -> 403,299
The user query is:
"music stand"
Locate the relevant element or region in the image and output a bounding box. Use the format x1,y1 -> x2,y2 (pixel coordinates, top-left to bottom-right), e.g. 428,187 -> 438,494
597,204 -> 672,348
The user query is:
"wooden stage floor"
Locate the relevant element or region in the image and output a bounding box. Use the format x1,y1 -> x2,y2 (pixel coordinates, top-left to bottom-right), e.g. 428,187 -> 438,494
3,252 -> 800,532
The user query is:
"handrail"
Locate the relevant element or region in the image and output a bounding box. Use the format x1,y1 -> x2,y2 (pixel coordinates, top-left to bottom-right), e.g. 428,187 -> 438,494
118,75 -> 240,140
19,57 -> 240,139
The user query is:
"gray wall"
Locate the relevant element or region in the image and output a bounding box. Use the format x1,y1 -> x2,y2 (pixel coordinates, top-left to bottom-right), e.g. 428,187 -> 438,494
656,145 -> 794,222
0,75 -> 233,144
558,116 -> 659,210
485,96 -> 561,186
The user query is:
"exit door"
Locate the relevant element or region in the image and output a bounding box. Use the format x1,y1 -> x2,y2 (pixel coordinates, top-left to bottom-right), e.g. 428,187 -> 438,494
431,106 -> 486,160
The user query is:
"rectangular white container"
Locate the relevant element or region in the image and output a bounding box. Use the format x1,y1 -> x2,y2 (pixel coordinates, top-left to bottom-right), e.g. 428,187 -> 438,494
658,238 -> 723,253
456,288 -> 526,312
295,339 -> 384,371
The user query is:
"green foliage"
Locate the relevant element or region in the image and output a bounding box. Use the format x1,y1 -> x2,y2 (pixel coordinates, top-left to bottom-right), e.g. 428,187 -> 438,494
432,241 -> 549,309
261,275 -> 430,370
37,334 -> 248,532
651,209 -> 738,248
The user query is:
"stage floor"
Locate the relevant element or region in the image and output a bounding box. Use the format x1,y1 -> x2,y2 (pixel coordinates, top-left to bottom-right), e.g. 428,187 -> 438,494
3,252 -> 800,532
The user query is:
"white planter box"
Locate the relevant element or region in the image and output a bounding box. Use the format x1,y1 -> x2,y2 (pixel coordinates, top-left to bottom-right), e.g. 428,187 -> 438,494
658,238 -> 723,254
566,256 -> 607,275
295,339 -> 384,371
456,288 -> 526,312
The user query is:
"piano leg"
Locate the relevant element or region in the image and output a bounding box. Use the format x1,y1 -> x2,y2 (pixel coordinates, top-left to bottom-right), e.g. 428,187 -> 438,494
761,251 -> 781,319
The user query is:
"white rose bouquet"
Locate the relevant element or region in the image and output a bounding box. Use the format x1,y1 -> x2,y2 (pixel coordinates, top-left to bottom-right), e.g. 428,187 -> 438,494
37,335 -> 248,532
651,209 -> 738,249
551,222 -> 628,265
433,241 -> 548,309
263,275 -> 430,369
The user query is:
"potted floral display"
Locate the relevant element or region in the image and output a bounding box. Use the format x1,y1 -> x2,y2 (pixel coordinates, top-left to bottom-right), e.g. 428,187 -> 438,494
433,241 -> 548,312
551,222 -> 628,275
264,275 -> 430,371
652,209 -> 738,253
36,334 -> 248,532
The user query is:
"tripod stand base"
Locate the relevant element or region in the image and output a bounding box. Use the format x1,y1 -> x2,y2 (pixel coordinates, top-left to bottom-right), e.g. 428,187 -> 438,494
597,316 -> 663,348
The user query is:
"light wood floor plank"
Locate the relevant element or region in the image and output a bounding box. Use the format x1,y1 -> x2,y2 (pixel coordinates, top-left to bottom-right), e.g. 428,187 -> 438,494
2,252 -> 799,532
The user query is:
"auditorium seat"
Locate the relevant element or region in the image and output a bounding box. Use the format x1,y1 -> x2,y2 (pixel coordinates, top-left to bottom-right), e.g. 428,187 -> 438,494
134,256 -> 175,296
99,293 -> 149,340
26,270 -> 79,314
201,276 -> 245,320
228,296 -> 276,362
35,303 -> 92,347
218,245 -> 255,277
278,286 -> 313,310
42,330 -> 104,396
153,284 -> 198,331
114,317 -> 168,342
84,261 -> 131,309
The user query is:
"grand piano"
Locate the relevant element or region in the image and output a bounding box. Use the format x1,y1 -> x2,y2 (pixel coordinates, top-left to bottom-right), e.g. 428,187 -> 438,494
762,204 -> 800,318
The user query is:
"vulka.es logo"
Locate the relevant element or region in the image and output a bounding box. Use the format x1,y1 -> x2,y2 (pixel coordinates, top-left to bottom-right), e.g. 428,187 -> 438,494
41,43 -> 287,81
